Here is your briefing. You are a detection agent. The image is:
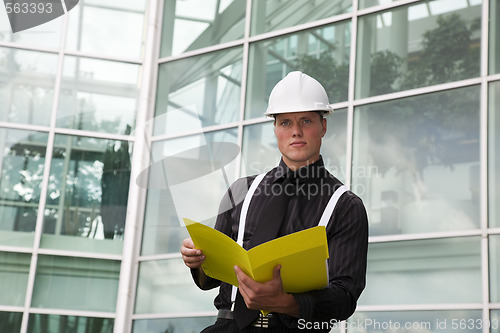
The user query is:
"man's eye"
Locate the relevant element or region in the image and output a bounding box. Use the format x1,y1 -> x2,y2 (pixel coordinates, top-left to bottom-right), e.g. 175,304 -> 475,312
281,121 -> 290,126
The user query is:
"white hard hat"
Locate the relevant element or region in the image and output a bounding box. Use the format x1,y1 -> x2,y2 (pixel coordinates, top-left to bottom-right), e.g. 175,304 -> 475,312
265,71 -> 333,117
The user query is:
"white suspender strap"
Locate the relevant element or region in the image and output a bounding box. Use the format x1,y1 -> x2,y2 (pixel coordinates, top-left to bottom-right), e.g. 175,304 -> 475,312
317,185 -> 348,227
236,173 -> 266,247
231,172 -> 266,305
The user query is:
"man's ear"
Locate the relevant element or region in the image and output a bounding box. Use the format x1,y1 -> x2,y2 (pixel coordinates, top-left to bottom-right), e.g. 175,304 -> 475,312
321,118 -> 327,137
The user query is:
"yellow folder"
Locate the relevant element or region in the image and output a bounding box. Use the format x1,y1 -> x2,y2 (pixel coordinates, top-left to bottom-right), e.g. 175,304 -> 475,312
183,218 -> 329,293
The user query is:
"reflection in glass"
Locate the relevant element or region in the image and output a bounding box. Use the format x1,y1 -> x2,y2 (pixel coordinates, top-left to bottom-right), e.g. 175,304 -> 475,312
0,252 -> 30,306
41,135 -> 132,254
27,313 -> 113,333
491,236 -> 500,303
490,81 -> 500,228
360,237 -> 481,305
491,0 -> 500,74
65,1 -> 146,59
321,108 -> 347,183
0,311 -> 23,333
57,56 -> 139,135
160,0 -> 245,57
0,129 -> 48,247
135,259 -> 218,314
31,255 -> 120,312
242,122 -> 280,176
349,310 -> 482,332
0,47 -> 58,126
246,21 -> 350,119
356,0 -> 481,98
133,317 -> 216,333
154,47 -> 243,136
352,86 -> 480,236
250,0 -> 351,36
142,129 -> 238,255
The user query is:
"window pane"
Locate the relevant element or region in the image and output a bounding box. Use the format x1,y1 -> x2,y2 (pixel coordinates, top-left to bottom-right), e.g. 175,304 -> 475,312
133,317 -> 216,333
490,81 -> 500,228
250,0 -> 351,36
359,237 -> 481,306
141,129 -> 238,255
65,1 -> 146,59
27,314 -> 114,333
0,129 -> 48,247
160,0 -> 245,57
491,235 -> 500,303
0,252 -> 30,306
0,311 -> 23,333
0,47 -> 58,126
154,47 -> 243,136
348,310 -> 482,332
31,255 -> 120,312
57,56 -> 139,135
352,86 -> 480,236
246,22 -> 350,119
135,259 -> 218,314
355,0 -> 481,98
0,5 -> 61,49
492,0 -> 500,74
41,135 -> 132,254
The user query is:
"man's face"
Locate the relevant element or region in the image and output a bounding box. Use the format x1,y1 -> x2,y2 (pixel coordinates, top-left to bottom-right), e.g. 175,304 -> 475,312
273,111 -> 327,170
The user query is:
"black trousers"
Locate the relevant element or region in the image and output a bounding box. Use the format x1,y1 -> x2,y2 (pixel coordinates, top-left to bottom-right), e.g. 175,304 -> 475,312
200,318 -> 330,333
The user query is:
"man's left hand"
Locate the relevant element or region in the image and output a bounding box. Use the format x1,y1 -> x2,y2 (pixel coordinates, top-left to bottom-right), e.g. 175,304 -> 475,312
234,264 -> 299,317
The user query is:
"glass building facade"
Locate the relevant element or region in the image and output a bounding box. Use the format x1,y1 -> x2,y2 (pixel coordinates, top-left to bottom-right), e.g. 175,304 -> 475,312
0,0 -> 499,332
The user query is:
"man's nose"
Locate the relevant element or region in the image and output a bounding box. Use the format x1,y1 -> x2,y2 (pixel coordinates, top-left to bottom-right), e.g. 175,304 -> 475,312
291,124 -> 303,137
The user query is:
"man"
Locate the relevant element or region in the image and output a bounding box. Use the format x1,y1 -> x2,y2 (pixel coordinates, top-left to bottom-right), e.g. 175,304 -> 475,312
181,71 -> 368,332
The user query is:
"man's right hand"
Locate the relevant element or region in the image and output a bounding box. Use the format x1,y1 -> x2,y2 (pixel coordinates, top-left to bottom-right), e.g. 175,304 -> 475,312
180,238 -> 205,269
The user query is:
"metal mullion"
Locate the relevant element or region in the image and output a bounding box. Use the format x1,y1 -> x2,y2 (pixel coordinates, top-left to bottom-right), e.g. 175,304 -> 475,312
0,246 -> 32,254
157,39 -> 245,64
112,0 -> 163,332
28,307 -> 115,318
357,303 -> 484,312
53,127 -> 134,142
132,310 -> 217,320
480,1 -> 490,330
0,305 -> 24,313
0,122 -> 50,133
345,0 -> 359,192
0,41 -> 59,55
36,248 -> 122,261
369,229 -> 483,244
151,122 -> 240,142
19,13 -> 69,333
355,0 -> 423,17
62,49 -> 143,65
236,0 -> 253,179
138,252 -> 181,263
351,77 -> 483,108
247,12 -> 354,44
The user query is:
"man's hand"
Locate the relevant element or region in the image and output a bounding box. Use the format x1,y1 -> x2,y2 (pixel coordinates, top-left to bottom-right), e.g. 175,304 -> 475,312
180,238 -> 205,269
234,265 -> 299,318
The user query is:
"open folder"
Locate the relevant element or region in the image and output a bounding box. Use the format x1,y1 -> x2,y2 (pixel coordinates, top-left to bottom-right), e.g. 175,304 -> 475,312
183,218 -> 329,293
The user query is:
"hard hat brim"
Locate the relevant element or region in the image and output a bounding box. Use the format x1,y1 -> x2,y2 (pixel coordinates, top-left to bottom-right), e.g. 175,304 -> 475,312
265,106 -> 334,118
